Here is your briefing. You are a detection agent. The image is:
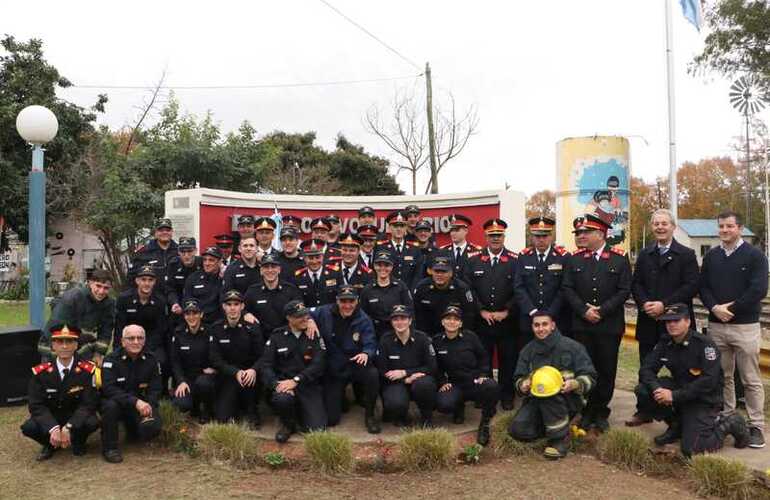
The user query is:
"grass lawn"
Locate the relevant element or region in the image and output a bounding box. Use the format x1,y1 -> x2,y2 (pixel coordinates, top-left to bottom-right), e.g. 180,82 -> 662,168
0,302 -> 32,328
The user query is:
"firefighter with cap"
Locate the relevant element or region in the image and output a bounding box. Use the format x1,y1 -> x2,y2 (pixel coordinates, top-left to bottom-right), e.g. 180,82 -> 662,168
463,218 -> 520,410
22,323 -> 99,461
433,306 -> 500,446
166,237 -> 201,321
170,298 -> 216,424
253,216 -> 278,260
40,269 -> 115,364
183,246 -> 225,325
636,303 -> 751,456
260,300 -> 327,442
509,310 -> 597,459
376,305 -> 438,427
357,206 -> 384,240
277,226 -> 305,281
413,256 -> 476,337
413,219 -> 438,277
337,232 -> 374,290
209,290 -> 264,428
376,211 -> 424,289
310,285 -> 381,433
230,214 -> 256,260
326,214 -> 342,247
440,214 -> 482,277
128,217 -> 179,287
360,251 -> 414,338
244,253 -> 303,334
100,324 -> 163,463
281,214 -> 302,230
214,233 -> 236,266
403,204 -> 421,242
114,264 -> 170,393
561,213 -> 631,432
310,217 -> 341,262
515,216 -> 570,337
222,233 -> 262,296
357,224 -> 379,269
294,239 -> 339,306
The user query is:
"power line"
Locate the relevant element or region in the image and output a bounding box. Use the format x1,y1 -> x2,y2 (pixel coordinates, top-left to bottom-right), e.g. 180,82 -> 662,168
68,73 -> 422,90
318,0 -> 422,71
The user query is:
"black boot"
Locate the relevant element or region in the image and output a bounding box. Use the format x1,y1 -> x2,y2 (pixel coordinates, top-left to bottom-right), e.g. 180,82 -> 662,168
654,422 -> 681,446
717,413 -> 750,449
543,434 -> 570,460
247,410 -> 262,430
477,418 -> 491,446
453,405 -> 465,425
420,412 -> 434,429
102,449 -> 123,463
275,420 -> 296,443
71,438 -> 87,456
365,408 -> 381,434
36,444 -> 55,461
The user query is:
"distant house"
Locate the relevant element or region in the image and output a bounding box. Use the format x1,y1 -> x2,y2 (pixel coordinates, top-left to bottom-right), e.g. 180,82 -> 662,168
674,219 -> 757,264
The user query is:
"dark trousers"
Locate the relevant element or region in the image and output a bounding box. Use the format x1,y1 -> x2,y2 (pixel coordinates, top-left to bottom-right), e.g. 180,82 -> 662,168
172,373 -> 216,416
100,399 -> 162,451
479,332 -> 522,403
323,363 -> 380,426
635,378 -> 723,456
634,340 -> 658,415
509,394 -> 577,443
436,379 -> 499,416
381,375 -> 437,420
575,331 -> 621,421
270,383 -> 327,431
149,345 -> 171,398
21,415 -> 99,448
214,375 -> 259,423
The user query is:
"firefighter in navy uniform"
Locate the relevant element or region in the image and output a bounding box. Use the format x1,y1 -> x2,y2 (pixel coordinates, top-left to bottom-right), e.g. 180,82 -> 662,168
376,211 -> 424,289
336,233 -> 374,291
360,251 -> 414,338
261,300 -> 327,443
376,305 -> 438,427
508,311 -> 597,460
128,217 -> 179,288
433,306 -> 500,446
356,206 -> 385,241
636,303 -> 751,456
561,213 -> 632,432
414,219 -> 439,278
403,204 -> 422,243
166,237 -> 201,322
277,227 -> 305,281
183,246 -> 225,325
21,324 -> 99,460
413,256 -> 476,337
440,214 -> 482,277
244,253 -> 303,333
229,214 -> 256,260
170,299 -> 216,423
514,216 -> 571,335
209,290 -> 264,427
294,239 -> 340,306
463,218 -> 520,410
100,324 -> 163,463
222,234 -> 262,296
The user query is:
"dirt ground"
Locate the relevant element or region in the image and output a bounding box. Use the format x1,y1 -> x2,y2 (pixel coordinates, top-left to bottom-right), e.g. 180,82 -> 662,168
0,405 -> 701,500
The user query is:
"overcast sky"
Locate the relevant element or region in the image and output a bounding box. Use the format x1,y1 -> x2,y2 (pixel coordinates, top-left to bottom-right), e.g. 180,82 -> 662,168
6,0 -> 766,196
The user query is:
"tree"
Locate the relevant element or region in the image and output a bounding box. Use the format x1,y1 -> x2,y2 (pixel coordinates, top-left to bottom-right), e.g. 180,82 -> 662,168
525,190 -> 555,219
365,86 -> 478,194
329,135 -> 402,195
0,35 -> 106,241
692,1 -> 770,82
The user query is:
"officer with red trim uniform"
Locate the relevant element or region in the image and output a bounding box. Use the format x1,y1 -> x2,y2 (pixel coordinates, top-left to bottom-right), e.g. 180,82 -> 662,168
514,216 -> 571,335
253,216 -> 279,260
22,324 -> 99,460
440,214 -> 482,277
561,213 -> 631,432
376,211 -> 424,289
281,214 -> 302,230
310,217 -> 341,263
336,233 -> 374,290
293,239 -> 340,306
463,218 -> 520,409
357,224 -> 379,269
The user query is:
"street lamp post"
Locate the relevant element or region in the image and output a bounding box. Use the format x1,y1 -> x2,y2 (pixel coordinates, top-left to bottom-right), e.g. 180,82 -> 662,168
15,105 -> 58,329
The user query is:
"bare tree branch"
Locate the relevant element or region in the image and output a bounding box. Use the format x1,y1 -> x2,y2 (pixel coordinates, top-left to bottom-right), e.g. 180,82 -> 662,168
124,67 -> 168,154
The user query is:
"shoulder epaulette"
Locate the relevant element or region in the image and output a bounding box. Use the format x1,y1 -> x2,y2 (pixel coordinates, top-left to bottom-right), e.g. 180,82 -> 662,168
439,243 -> 452,250
360,264 -> 372,273
325,263 -> 340,271
520,247 -> 533,255
31,362 -> 53,375
376,239 -> 389,246
553,245 -> 568,256
295,267 -> 307,276
467,251 -> 481,258
406,241 -> 420,248
610,246 -> 626,256
77,360 -> 96,374
469,243 -> 482,251
574,248 -> 590,255
505,249 -> 519,258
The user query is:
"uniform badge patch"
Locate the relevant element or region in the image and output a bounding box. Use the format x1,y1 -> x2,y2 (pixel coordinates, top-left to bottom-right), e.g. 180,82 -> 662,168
466,291 -> 474,302
689,368 -> 702,376
352,332 -> 360,342
704,347 -> 717,361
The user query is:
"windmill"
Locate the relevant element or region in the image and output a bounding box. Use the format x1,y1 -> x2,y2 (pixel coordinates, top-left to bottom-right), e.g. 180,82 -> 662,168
729,75 -> 768,226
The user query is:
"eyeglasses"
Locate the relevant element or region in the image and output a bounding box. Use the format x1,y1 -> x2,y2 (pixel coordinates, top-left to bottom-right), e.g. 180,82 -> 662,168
123,336 -> 145,343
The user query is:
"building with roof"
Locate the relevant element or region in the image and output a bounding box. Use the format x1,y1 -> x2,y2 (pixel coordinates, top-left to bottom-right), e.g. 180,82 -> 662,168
674,219 -> 757,264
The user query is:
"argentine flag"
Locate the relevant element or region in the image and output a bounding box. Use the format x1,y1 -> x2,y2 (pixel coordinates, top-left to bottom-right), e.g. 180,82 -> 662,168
270,208 -> 282,251
679,0 -> 702,31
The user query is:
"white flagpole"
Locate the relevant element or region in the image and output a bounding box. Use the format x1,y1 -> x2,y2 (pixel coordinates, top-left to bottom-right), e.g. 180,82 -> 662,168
665,0 -> 678,221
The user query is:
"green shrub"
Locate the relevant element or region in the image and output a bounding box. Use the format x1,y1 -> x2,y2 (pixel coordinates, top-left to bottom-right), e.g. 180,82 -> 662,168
597,428 -> 653,472
397,428 -> 454,470
689,454 -> 753,500
461,443 -> 483,464
303,431 -> 354,474
490,410 -> 540,456
198,422 -> 260,468
158,400 -> 196,453
263,451 -> 287,468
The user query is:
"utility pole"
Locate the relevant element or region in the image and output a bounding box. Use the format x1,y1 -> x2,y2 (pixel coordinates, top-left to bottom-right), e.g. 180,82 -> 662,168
745,109 -> 752,226
425,62 -> 438,194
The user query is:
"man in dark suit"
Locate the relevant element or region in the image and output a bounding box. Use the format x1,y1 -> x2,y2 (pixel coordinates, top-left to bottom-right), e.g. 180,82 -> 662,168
626,208 -> 699,426
562,213 -> 631,432
439,214 -> 482,277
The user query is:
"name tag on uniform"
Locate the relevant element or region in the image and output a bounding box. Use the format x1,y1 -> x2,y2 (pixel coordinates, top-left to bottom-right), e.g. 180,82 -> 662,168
326,279 -> 337,286
117,377 -> 126,382
437,350 -> 448,354
404,256 -> 413,261
278,347 -> 289,353
421,300 -> 431,304
474,270 -> 484,275
127,308 -> 137,313
389,355 -> 400,359
148,260 -> 158,264
194,284 -> 204,289
235,273 -> 245,278
219,339 -> 230,344
548,264 -> 563,271
298,285 -> 308,289
180,346 -> 190,351
525,265 -> 536,270
368,298 -> 379,303
46,388 -> 57,393
102,362 -> 113,368
257,300 -> 267,304
175,275 -> 184,279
